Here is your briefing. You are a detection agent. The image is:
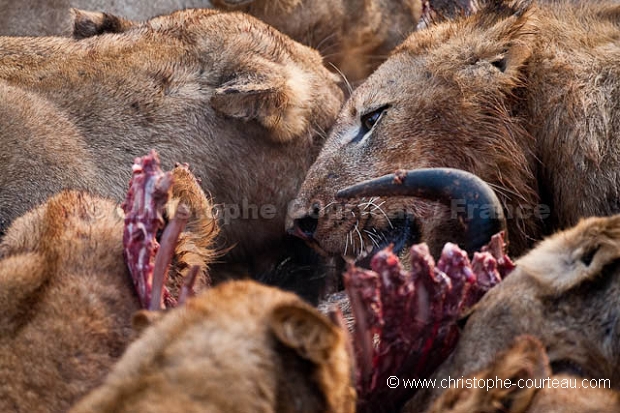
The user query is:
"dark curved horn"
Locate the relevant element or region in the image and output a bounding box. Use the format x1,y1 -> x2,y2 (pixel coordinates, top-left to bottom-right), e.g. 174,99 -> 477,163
336,168 -> 507,254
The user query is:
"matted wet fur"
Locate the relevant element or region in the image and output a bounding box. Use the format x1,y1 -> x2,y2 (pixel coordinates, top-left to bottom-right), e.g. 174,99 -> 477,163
405,214 -> 620,411
428,335 -> 620,413
0,167 -> 218,413
0,8 -> 343,275
290,0 -> 620,261
69,280 -> 356,413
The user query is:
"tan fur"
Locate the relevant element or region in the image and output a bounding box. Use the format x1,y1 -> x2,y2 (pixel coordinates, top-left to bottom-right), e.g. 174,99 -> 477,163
0,170 -> 218,413
0,9 -> 343,271
0,191 -> 137,413
0,0 -> 421,83
517,215 -> 620,293
166,166 -> 220,296
291,0 -> 620,259
69,280 -> 356,413
405,214 -> 620,411
212,0 -> 422,83
428,335 -> 620,413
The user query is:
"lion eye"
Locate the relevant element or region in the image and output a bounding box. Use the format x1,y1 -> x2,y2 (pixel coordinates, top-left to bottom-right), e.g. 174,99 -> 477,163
581,246 -> 599,267
361,106 -> 388,133
362,110 -> 381,131
349,105 -> 389,144
490,56 -> 507,72
488,50 -> 509,72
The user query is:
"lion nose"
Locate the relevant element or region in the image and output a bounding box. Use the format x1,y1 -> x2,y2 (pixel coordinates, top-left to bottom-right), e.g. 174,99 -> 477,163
286,201 -> 321,240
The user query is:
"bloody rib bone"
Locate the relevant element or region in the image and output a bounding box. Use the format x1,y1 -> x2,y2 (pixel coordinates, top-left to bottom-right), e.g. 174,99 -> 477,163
149,204 -> 190,310
178,265 -> 202,306
123,150 -> 194,310
345,232 -> 514,412
122,151 -> 171,309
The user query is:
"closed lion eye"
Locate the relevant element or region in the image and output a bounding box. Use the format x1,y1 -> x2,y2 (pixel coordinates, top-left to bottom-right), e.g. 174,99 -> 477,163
550,359 -> 586,377
580,246 -> 599,267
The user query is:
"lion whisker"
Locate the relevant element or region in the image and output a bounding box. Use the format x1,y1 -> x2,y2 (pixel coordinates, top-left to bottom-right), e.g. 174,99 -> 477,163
327,62 -> 353,96
320,201 -> 336,213
368,200 -> 393,229
354,222 -> 365,255
314,32 -> 340,54
364,229 -> 381,248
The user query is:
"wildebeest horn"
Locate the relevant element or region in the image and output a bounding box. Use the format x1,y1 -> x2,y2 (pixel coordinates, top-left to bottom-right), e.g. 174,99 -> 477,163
336,168 -> 507,254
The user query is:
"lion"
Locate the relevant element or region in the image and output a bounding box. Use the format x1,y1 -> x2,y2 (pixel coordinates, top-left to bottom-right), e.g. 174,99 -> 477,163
288,0 -> 620,263
69,280 -> 356,413
211,0 -> 423,83
427,335 -> 620,413
2,1 -> 478,84
403,214 -> 620,411
212,1 -> 486,83
0,166 -> 218,413
0,8 -> 343,278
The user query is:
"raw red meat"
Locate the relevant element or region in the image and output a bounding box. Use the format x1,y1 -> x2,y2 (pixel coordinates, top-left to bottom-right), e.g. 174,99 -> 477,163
344,232 -> 514,412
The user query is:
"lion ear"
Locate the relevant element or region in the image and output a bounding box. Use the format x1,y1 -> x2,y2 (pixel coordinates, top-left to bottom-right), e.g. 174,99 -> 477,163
518,215 -> 620,294
476,0 -> 536,80
210,61 -> 312,144
131,309 -> 165,336
268,302 -> 340,364
485,336 -> 550,413
482,0 -> 534,19
70,8 -> 134,39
